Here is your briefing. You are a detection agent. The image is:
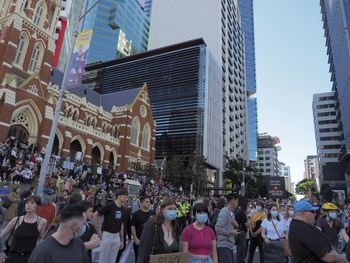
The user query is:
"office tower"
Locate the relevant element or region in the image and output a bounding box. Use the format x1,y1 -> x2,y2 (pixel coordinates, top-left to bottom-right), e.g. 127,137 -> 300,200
144,0 -> 152,17
148,0 -> 248,162
83,39 -> 223,183
304,155 -> 318,180
257,134 -> 281,177
320,1 -> 350,167
238,0 -> 258,162
313,91 -> 346,191
54,0 -> 86,73
247,97 -> 258,161
82,0 -> 149,64
279,162 -> 293,193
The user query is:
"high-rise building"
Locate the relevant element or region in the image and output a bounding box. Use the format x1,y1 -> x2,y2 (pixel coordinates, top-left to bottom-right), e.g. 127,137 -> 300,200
320,0 -> 350,170
82,0 -> 149,64
144,0 -> 152,17
257,134 -> 281,177
247,97 -> 258,161
238,0 -> 258,162
83,39 -> 223,183
312,91 -> 346,191
304,155 -> 318,180
147,0 -> 248,162
279,162 -> 293,193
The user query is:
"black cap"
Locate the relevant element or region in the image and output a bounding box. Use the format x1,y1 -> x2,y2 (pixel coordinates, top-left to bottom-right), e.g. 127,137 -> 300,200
115,188 -> 128,196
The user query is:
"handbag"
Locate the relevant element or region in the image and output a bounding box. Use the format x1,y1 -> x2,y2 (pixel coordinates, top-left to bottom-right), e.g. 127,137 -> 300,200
5,216 -> 20,252
271,220 -> 291,256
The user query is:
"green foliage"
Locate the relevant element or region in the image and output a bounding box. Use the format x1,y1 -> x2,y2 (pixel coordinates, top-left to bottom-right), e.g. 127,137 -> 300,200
164,155 -> 208,194
320,183 -> 333,202
223,156 -> 264,197
295,179 -> 316,195
128,162 -> 158,179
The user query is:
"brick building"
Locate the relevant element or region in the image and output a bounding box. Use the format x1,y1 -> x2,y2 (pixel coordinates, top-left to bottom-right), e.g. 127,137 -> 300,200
0,0 -> 156,172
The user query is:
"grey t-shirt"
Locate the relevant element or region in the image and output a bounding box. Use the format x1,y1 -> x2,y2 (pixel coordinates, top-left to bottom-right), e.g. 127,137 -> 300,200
28,236 -> 88,263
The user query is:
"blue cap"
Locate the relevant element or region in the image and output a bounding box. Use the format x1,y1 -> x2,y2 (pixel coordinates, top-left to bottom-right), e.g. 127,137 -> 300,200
294,200 -> 319,212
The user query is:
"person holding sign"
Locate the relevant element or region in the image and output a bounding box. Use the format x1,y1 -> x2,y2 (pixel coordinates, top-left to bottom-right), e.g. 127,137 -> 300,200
137,198 -> 181,263
181,202 -> 218,263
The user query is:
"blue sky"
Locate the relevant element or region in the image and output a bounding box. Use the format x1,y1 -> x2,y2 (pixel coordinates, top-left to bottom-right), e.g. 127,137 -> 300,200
254,0 -> 332,184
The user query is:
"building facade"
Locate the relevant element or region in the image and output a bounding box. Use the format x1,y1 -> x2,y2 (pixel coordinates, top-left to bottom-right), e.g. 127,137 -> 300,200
304,155 -> 318,180
144,0 -> 152,17
238,0 -> 258,162
82,0 -> 149,64
312,91 -> 347,192
320,0 -> 350,165
257,135 -> 281,177
279,162 -> 292,193
83,39 -> 223,182
0,0 -> 155,172
147,0 -> 248,163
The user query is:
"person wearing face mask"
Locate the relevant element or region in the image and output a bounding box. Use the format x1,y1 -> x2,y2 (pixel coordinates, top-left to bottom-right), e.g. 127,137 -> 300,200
77,201 -> 100,263
248,202 -> 266,263
261,205 -> 288,262
182,203 -> 218,263
137,198 -> 181,263
28,204 -> 89,263
289,200 -> 349,263
317,203 -> 349,251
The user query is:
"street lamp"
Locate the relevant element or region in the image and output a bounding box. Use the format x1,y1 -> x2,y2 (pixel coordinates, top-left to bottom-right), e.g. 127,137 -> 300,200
37,0 -> 103,195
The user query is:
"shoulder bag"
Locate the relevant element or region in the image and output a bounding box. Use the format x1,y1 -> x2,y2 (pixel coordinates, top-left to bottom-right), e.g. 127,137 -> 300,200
271,219 -> 291,256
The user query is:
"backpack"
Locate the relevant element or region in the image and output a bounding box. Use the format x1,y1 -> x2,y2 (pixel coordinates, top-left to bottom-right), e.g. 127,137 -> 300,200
2,196 -> 12,209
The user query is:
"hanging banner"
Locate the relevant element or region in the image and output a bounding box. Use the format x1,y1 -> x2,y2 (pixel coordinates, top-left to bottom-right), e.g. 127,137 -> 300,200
66,29 -> 93,89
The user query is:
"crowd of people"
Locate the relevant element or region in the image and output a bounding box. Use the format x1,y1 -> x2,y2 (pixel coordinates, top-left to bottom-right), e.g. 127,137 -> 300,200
2,138 -> 350,262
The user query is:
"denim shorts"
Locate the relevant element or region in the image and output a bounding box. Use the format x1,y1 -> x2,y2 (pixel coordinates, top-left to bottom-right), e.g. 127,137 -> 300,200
189,256 -> 213,263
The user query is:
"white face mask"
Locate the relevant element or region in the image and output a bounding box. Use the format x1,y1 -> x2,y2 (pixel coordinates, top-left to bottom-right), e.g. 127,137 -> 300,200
255,206 -> 262,212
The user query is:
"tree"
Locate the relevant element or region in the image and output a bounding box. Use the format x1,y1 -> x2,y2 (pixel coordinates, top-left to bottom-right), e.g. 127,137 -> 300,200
223,156 -> 258,196
295,179 -> 316,195
321,183 -> 333,202
164,155 -> 208,194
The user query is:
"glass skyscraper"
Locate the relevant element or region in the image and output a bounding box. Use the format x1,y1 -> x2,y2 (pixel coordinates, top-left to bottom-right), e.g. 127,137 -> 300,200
321,1 -> 350,162
82,0 -> 149,64
238,0 -> 258,161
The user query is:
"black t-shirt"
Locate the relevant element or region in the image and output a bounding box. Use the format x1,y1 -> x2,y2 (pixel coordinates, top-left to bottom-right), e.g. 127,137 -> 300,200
289,219 -> 332,263
131,209 -> 155,239
98,202 -> 125,233
28,236 -> 88,263
79,222 -> 97,263
234,208 -> 248,232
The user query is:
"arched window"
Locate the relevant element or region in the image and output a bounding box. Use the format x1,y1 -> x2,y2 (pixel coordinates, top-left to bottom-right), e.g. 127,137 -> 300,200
113,125 -> 120,138
33,2 -> 45,25
102,123 -> 106,133
130,117 -> 140,145
67,107 -> 73,118
19,0 -> 29,13
86,117 -> 91,127
14,32 -> 29,67
72,110 -> 78,121
91,118 -> 96,128
28,43 -> 43,72
141,123 -> 150,150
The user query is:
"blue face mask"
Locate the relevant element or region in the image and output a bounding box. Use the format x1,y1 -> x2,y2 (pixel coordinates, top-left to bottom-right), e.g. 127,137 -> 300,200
165,210 -> 177,221
271,211 -> 279,218
196,213 -> 208,224
329,212 -> 337,220
77,223 -> 87,237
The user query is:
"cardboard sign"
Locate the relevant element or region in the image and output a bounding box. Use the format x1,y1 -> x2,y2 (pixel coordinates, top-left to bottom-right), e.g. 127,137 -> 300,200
150,252 -> 189,263
63,161 -> 75,170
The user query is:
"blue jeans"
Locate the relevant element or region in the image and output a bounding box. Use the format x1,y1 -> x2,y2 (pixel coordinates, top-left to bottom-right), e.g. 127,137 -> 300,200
189,256 -> 213,263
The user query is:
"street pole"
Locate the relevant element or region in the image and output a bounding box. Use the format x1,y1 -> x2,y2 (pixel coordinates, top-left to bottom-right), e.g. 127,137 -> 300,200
240,159 -> 246,196
37,0 -> 103,195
